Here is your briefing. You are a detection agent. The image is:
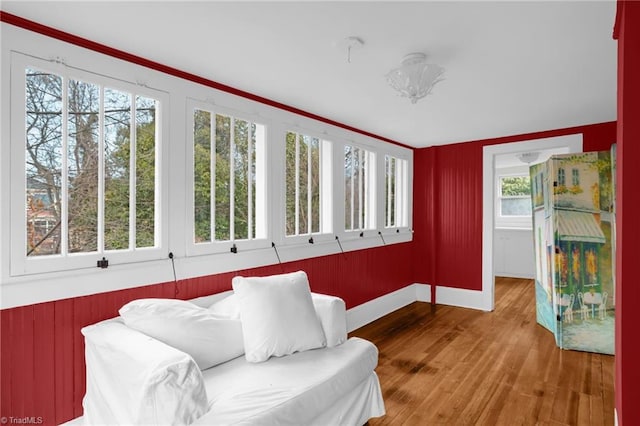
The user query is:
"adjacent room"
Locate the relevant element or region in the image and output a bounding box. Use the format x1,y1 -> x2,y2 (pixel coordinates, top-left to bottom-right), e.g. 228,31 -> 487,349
1,1 -> 639,425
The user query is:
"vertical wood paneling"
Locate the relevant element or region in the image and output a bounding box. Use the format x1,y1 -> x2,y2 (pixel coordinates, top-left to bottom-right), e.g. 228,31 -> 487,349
412,148 -> 436,286
1,309 -> 13,416
71,297 -> 90,418
54,299 -> 75,425
0,243 -> 416,422
615,2 -> 640,424
435,142 -> 484,291
413,122 -> 617,295
33,303 -> 56,424
19,306 -> 35,418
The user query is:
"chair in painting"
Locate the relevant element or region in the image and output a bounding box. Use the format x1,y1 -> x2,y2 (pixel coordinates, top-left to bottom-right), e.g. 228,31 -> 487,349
599,291 -> 608,319
578,292 -> 590,320
563,293 -> 575,323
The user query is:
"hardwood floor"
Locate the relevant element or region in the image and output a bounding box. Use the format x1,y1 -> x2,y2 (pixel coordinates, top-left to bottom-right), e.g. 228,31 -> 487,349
350,277 -> 615,426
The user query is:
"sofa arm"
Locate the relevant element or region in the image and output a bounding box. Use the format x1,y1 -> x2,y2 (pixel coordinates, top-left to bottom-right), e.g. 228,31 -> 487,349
206,291 -> 348,347
81,318 -> 209,425
311,293 -> 347,347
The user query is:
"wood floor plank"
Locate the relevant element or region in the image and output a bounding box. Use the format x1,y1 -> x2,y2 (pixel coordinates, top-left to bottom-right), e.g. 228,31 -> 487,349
350,277 -> 615,426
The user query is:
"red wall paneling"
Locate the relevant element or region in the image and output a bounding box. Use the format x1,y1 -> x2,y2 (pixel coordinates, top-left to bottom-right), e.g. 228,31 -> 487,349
614,1 -> 640,424
0,8 -> 621,425
412,122 -> 617,298
0,244 -> 415,425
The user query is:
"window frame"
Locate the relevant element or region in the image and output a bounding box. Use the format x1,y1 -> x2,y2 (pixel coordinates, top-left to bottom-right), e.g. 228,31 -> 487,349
282,128 -> 333,245
384,154 -> 410,230
495,166 -> 533,230
185,99 -> 269,256
9,52 -> 169,276
342,142 -> 377,235
1,25 -> 414,307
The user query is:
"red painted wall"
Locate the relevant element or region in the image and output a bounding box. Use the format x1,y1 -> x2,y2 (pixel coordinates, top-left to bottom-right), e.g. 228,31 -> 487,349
0,244 -> 414,424
614,2 -> 640,425
413,122 -> 616,293
0,9 -> 623,425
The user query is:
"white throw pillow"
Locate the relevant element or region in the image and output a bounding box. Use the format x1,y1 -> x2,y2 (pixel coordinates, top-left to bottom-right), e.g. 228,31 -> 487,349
210,293 -> 348,347
232,271 -> 327,362
119,298 -> 244,370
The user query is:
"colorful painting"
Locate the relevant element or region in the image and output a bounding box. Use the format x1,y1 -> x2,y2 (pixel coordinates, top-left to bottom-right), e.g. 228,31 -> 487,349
530,148 -> 615,355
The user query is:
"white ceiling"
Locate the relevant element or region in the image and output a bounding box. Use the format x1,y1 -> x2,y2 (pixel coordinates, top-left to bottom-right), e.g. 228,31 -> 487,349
1,1 -> 618,148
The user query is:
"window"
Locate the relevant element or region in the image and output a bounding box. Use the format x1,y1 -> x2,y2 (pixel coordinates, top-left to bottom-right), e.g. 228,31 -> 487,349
3,33 -> 413,302
285,131 -> 331,237
384,155 -> 409,229
15,58 -> 165,274
191,107 -> 266,249
558,168 -> 566,186
344,145 -> 376,232
496,172 -> 532,229
499,175 -> 532,216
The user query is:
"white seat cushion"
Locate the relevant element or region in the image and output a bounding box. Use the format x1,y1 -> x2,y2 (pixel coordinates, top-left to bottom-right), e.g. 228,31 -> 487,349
194,337 -> 379,425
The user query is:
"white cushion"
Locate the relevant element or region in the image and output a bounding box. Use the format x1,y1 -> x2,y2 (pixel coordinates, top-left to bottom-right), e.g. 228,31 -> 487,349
232,271 -> 327,362
82,318 -> 208,425
309,292 -> 348,347
208,294 -> 241,319
119,298 -> 244,370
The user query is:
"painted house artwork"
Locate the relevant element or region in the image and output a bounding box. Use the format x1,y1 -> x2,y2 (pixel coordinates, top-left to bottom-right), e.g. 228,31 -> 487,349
530,148 -> 615,355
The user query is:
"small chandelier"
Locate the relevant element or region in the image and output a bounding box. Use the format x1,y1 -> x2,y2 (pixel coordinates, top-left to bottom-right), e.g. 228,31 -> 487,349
516,152 -> 540,164
386,53 -> 444,104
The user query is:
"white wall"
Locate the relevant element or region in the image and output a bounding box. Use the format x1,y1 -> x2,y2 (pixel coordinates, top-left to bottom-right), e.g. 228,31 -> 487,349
494,228 -> 535,278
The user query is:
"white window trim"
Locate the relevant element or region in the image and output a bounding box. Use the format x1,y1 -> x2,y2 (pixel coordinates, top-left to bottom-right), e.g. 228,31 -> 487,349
9,51 -> 169,276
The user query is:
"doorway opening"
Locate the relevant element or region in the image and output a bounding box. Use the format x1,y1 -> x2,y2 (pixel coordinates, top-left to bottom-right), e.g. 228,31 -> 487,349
481,134 -> 583,311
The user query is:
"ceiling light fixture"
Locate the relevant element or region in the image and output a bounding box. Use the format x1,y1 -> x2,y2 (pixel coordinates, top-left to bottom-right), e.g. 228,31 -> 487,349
516,152 -> 540,164
386,53 -> 444,104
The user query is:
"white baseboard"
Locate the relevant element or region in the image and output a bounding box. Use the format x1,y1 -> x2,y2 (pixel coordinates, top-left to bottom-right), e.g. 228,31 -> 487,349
346,284 -> 430,332
494,272 -> 535,279
436,286 -> 489,311
346,283 -> 494,332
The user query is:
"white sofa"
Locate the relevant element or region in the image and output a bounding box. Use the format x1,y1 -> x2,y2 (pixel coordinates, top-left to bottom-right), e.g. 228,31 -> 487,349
81,271 -> 385,425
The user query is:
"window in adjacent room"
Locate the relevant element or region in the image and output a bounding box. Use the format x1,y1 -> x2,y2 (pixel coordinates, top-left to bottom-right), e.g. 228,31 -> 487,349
191,107 -> 267,249
344,144 -> 376,232
285,131 -> 332,238
496,173 -> 532,228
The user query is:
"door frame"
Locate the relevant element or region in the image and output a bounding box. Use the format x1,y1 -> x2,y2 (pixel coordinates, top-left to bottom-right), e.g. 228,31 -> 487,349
481,134 -> 583,311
